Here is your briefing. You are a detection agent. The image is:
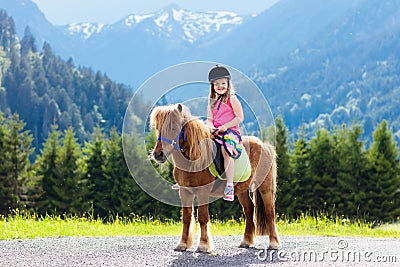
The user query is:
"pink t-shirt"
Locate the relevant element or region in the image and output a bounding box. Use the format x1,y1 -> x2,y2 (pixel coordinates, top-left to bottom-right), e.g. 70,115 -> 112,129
212,95 -> 241,135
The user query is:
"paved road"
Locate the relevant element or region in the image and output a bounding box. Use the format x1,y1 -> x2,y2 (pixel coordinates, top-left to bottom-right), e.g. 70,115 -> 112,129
0,236 -> 399,266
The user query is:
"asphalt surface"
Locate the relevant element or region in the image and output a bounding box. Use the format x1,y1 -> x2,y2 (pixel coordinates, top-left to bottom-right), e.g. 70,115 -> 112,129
0,236 -> 399,266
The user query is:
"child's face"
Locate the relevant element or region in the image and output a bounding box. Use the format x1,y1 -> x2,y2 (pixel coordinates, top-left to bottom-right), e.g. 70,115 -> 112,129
212,78 -> 229,95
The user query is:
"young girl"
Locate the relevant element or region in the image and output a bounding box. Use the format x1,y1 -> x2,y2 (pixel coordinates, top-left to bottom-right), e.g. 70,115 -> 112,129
206,65 -> 244,201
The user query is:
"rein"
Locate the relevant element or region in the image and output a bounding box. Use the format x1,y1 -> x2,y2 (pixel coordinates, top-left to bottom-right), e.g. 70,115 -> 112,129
213,129 -> 242,159
157,126 -> 186,151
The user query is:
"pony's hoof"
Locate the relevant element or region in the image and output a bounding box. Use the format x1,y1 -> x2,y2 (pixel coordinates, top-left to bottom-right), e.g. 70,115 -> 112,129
196,248 -> 211,254
268,241 -> 280,250
174,243 -> 188,252
239,240 -> 254,248
196,244 -> 212,253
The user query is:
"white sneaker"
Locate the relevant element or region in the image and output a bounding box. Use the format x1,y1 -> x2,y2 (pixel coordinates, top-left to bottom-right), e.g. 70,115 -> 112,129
171,184 -> 180,190
223,185 -> 234,201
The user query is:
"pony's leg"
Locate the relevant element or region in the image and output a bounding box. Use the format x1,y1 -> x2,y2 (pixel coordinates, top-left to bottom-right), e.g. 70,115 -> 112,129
237,191 -> 256,248
175,188 -> 195,251
196,192 -> 214,253
257,185 -> 281,249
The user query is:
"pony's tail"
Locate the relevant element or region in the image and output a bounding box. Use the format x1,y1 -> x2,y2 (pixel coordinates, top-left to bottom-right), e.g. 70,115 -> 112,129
254,142 -> 277,236
254,188 -> 269,236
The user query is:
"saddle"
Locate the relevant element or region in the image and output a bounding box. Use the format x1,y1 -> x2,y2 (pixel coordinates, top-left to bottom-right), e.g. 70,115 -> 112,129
209,139 -> 251,183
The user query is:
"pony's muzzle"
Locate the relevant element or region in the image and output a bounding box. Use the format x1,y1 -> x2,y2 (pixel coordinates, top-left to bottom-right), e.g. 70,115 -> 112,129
153,150 -> 167,163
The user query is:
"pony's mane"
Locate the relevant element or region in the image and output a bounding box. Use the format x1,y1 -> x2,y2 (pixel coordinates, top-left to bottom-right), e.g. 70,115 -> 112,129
150,104 -> 213,166
181,111 -> 212,161
149,105 -> 174,133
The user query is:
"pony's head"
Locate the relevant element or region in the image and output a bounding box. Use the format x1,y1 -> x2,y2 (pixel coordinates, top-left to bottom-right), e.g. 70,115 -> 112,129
149,103 -> 213,170
149,104 -> 185,163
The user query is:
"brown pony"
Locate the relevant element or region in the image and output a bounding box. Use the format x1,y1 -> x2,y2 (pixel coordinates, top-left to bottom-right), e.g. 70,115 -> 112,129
150,103 -> 280,253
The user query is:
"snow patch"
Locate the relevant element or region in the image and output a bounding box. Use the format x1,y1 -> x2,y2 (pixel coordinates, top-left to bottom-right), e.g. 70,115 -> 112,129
155,13 -> 169,27
68,23 -> 105,39
172,9 -> 184,22
125,14 -> 154,26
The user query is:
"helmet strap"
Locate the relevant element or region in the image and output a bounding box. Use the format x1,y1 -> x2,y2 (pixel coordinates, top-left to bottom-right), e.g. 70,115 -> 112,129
215,94 -> 224,110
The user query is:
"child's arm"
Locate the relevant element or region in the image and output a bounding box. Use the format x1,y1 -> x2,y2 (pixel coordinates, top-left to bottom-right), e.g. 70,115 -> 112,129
218,95 -> 244,131
206,102 -> 215,130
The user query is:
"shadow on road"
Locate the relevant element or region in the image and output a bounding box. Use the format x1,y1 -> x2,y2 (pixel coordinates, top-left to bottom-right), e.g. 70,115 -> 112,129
170,247 -> 282,266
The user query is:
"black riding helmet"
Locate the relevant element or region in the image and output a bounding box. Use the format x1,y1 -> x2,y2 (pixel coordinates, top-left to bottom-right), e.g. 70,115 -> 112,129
208,65 -> 231,82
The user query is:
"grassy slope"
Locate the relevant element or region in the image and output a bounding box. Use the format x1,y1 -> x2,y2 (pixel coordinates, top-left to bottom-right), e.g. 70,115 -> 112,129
1,211 -> 399,240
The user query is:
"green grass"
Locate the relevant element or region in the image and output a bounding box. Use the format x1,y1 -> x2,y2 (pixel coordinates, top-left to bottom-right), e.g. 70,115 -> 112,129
276,213 -> 400,238
0,209 -> 182,240
1,209 -> 399,240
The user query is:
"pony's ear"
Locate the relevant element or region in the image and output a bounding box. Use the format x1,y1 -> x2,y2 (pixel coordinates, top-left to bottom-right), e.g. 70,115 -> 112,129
177,103 -> 183,113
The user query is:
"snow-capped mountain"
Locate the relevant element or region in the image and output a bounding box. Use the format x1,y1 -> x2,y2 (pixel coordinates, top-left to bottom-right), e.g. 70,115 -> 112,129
0,1 -> 249,87
63,5 -> 247,44
50,5 -> 250,88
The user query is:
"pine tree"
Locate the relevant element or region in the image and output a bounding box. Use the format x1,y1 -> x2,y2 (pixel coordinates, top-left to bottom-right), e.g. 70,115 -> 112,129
14,57 -> 35,123
288,126 -> 312,216
0,113 -> 33,214
365,120 -> 400,221
334,124 -> 367,218
20,26 -> 37,55
0,10 -> 18,57
83,126 -> 110,218
308,127 -> 339,214
0,112 -> 15,214
35,125 -> 62,214
54,127 -> 88,215
105,128 -> 136,217
274,115 -> 292,215
5,113 -> 34,210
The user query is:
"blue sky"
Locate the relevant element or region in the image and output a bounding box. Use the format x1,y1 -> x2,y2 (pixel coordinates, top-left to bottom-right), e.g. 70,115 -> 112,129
31,0 -> 280,25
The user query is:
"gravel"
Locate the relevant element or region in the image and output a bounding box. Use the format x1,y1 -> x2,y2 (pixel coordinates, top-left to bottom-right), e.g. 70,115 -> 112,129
0,236 -> 399,266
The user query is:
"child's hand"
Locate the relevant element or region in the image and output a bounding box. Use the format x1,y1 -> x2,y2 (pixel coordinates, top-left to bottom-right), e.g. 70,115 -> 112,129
217,125 -> 227,133
211,127 -> 219,135
210,126 -> 226,134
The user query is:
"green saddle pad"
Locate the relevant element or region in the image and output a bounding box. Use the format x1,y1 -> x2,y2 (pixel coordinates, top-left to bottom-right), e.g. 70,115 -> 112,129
209,149 -> 251,182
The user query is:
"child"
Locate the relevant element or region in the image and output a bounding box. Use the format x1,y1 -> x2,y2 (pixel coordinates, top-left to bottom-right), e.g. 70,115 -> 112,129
206,65 -> 244,201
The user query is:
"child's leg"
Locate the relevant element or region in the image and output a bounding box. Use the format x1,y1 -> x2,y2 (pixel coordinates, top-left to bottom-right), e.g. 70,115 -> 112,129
224,152 -> 234,184
223,149 -> 235,201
